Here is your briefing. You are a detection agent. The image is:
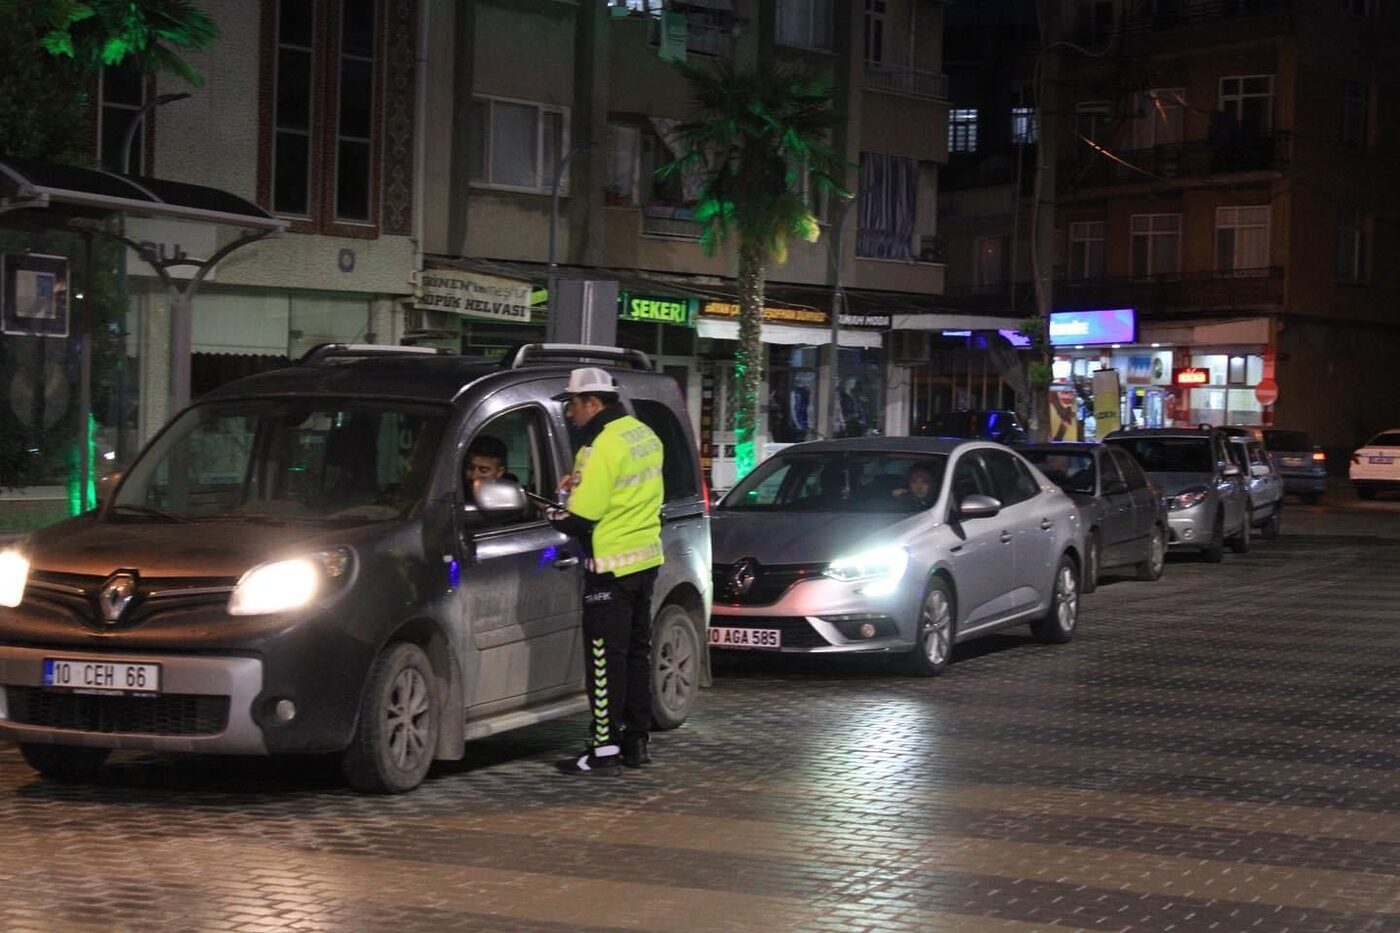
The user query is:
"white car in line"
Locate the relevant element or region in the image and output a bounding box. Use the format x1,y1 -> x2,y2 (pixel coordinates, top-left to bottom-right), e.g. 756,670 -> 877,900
1349,429 -> 1400,500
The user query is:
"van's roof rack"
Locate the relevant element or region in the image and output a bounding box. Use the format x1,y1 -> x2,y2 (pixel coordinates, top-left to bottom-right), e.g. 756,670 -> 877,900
299,343 -> 454,364
505,343 -> 653,371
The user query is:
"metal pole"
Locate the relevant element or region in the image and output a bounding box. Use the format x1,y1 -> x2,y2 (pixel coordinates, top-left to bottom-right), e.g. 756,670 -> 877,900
548,142 -> 595,272
121,93 -> 191,175
826,194 -> 861,438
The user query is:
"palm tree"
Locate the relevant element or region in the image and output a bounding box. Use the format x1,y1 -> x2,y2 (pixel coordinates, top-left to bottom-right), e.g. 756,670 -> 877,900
664,62 -> 846,480
24,0 -> 217,85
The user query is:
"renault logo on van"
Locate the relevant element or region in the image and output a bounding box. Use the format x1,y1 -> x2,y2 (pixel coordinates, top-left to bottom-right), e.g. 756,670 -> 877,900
726,558 -> 759,599
98,572 -> 138,625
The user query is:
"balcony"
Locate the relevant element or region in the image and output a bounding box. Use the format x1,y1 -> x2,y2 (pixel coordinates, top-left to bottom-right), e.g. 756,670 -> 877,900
648,16 -> 735,58
1069,0 -> 1292,44
1062,132 -> 1290,191
641,204 -> 703,240
863,62 -> 949,101
1054,267 -> 1285,313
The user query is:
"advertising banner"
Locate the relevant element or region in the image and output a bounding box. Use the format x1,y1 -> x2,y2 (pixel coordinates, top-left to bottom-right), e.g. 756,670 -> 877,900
416,269 -> 532,322
1048,388 -> 1080,442
2,253 -> 69,338
1091,368 -> 1123,437
1049,308 -> 1136,346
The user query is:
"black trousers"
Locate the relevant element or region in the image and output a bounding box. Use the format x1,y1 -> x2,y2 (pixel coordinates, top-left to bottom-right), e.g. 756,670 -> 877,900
582,568 -> 657,749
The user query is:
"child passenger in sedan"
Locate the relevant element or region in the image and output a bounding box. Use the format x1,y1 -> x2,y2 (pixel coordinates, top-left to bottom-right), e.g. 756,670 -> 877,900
894,462 -> 938,510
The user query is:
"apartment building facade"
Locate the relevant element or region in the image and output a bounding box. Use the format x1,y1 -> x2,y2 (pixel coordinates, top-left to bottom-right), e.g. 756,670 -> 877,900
938,0 -> 1400,454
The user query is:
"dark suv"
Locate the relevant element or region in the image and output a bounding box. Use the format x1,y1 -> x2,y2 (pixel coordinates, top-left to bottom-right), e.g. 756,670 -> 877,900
0,344 -> 711,792
916,410 -> 1028,444
1104,427 -> 1250,562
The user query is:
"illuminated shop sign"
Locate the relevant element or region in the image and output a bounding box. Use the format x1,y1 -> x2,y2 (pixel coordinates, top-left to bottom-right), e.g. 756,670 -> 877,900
998,329 -> 1032,347
1048,308 -> 1136,347
701,300 -> 829,326
1173,367 -> 1210,386
619,293 -> 694,326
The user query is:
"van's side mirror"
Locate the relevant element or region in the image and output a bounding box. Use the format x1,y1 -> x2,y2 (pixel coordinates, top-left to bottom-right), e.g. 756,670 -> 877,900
96,470 -> 122,507
1222,464 -> 1242,478
1250,463 -> 1271,478
956,494 -> 1002,520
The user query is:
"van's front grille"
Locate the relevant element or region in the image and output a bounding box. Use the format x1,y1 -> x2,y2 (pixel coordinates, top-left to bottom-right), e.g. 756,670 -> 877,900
5,687 -> 229,736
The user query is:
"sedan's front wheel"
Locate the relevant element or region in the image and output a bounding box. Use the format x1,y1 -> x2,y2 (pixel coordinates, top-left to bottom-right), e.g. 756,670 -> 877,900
904,577 -> 955,677
1135,525 -> 1166,582
1031,555 -> 1079,645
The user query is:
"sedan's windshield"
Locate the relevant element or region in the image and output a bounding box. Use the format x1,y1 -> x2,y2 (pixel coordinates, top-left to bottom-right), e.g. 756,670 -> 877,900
111,399 -> 450,525
1369,432 -> 1400,447
1263,430 -> 1311,452
1020,450 -> 1095,495
720,452 -> 948,512
1107,438 -> 1212,474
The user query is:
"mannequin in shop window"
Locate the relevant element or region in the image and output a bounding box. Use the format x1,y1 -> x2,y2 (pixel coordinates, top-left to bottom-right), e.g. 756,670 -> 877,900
837,377 -> 868,438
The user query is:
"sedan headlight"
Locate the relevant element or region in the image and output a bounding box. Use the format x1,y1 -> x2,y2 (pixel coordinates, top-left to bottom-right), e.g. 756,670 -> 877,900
228,548 -> 352,616
0,550 -> 29,608
1166,487 -> 1210,511
825,546 -> 910,596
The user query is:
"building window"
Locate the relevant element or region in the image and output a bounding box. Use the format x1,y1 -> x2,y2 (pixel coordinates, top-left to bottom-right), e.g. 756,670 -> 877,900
948,108 -> 978,153
865,0 -> 886,64
1344,0 -> 1379,16
776,0 -> 832,52
1011,106 -> 1038,145
1341,79 -> 1370,149
1074,100 -> 1112,145
605,123 -> 640,206
1219,75 -> 1274,136
1130,213 -> 1181,278
1336,206 -> 1367,282
272,0 -> 316,216
1129,88 -> 1184,150
855,151 -> 917,261
469,96 -> 568,194
973,235 -> 1008,289
334,0 -> 376,221
100,63 -> 147,174
1215,206 -> 1270,275
1068,220 -> 1104,281
790,159 -> 831,224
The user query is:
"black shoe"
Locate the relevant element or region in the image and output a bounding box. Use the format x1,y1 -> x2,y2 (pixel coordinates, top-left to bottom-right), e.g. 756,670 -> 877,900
622,734 -> 651,768
555,750 -> 623,776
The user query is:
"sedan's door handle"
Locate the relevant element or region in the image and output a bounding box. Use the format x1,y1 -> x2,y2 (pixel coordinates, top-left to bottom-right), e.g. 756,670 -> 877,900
1040,518 -> 1054,530
999,531 -> 1013,544
554,556 -> 580,569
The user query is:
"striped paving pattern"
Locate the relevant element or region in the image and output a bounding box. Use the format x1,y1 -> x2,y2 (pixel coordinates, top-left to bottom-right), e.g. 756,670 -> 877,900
0,509 -> 1397,931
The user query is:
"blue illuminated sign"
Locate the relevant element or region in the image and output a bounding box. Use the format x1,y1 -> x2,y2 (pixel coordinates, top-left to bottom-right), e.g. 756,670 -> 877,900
998,328 -> 1032,348
1048,308 -> 1137,347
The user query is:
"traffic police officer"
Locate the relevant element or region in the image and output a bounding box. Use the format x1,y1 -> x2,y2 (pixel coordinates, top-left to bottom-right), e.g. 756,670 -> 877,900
547,367 -> 665,776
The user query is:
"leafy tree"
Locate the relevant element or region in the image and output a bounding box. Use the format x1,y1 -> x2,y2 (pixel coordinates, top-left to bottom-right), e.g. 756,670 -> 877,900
664,62 -> 846,479
25,0 -> 217,85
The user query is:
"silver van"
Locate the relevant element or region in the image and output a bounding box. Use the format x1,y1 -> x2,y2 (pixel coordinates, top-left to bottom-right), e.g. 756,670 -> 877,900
0,344 -> 711,792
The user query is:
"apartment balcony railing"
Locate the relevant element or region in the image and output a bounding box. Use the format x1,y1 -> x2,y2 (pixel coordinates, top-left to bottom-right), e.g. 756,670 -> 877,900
862,62 -> 949,101
1063,132 -> 1291,190
648,16 -> 735,58
1054,267 -> 1285,312
1069,0 -> 1292,44
641,205 -> 703,240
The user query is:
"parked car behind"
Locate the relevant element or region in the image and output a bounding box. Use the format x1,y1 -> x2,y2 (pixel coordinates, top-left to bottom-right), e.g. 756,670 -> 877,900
1018,443 -> 1168,591
1226,436 -> 1284,538
710,438 -> 1085,677
914,410 -> 1028,444
1224,426 -> 1327,504
0,344 -> 711,793
1104,427 -> 1249,562
1350,429 -> 1400,499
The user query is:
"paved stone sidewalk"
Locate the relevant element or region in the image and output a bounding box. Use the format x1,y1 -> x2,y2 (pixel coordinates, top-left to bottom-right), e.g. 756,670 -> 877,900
0,507 -> 1397,931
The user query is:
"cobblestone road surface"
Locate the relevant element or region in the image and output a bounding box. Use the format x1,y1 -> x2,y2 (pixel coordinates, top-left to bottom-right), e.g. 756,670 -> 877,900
1,497 -> 1398,932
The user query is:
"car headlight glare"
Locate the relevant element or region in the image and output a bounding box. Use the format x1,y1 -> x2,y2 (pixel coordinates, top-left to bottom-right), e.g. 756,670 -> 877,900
228,549 -> 351,616
1167,487 -> 1210,511
0,550 -> 29,608
825,546 -> 910,595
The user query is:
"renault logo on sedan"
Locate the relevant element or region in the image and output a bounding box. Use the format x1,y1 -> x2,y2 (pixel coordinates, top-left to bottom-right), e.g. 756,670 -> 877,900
98,572 -> 138,625
726,558 -> 759,599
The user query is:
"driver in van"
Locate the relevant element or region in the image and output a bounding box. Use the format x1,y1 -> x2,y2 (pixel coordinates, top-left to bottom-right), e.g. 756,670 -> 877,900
465,435 -> 509,487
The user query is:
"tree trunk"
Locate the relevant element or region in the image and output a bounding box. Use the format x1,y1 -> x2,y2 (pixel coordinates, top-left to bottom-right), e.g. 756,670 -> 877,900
734,240 -> 766,481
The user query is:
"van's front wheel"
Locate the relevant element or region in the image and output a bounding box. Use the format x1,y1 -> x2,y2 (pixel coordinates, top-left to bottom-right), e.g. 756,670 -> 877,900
342,642 -> 439,794
651,603 -> 700,730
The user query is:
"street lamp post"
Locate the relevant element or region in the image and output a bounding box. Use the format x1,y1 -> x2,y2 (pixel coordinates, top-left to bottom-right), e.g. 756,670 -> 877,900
121,92 -> 191,175
547,141 -> 597,272
825,192 -> 865,439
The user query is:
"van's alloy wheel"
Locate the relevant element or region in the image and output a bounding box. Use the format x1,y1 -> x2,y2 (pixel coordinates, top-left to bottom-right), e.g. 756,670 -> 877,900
1136,526 -> 1166,581
1200,513 -> 1225,563
1082,531 -> 1100,594
651,603 -> 700,730
904,577 -> 954,677
1230,507 -> 1252,554
343,642 -> 439,794
19,744 -> 110,780
1031,555 -> 1079,644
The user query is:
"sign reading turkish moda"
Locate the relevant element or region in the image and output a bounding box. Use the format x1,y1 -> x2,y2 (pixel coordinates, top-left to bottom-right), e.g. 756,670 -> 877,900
416,269 -> 531,322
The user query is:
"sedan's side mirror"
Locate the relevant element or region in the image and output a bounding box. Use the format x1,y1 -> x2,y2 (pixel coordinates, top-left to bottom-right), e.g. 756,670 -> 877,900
1222,464 -> 1243,478
96,470 -> 122,507
957,494 -> 1003,520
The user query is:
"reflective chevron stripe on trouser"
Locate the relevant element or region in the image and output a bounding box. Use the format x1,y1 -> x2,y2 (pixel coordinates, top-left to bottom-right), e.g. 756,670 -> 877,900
590,637 -> 610,747
580,569 -> 659,752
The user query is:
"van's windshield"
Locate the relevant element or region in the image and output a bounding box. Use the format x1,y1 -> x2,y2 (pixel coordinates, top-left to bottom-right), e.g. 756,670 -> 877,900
109,399 -> 451,525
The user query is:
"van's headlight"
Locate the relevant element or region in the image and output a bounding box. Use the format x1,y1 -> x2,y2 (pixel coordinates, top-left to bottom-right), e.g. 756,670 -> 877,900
228,548 -> 352,616
825,546 -> 910,596
0,550 -> 29,608
1166,487 -> 1210,511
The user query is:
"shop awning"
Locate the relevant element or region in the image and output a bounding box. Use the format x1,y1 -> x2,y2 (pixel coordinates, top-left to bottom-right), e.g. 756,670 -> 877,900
695,317 -> 882,348
0,156 -> 285,231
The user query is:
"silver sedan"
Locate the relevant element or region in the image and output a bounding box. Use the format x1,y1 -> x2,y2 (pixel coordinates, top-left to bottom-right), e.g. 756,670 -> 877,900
710,438 -> 1087,675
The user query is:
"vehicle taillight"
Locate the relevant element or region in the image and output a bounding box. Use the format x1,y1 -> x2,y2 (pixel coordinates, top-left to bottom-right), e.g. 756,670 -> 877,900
1351,452 -> 1361,464
1312,451 -> 1326,462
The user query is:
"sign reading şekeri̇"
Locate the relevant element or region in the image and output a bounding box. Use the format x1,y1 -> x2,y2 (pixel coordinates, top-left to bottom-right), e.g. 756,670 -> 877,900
416,269 -> 532,321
